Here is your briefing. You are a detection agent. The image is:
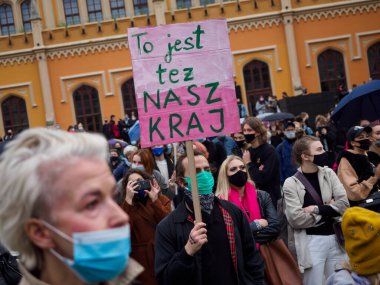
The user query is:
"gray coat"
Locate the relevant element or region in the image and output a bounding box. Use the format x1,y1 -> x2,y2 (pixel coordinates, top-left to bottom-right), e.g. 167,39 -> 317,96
282,166 -> 349,273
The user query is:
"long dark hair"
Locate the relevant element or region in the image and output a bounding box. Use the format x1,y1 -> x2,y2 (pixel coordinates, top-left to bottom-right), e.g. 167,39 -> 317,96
121,169 -> 153,202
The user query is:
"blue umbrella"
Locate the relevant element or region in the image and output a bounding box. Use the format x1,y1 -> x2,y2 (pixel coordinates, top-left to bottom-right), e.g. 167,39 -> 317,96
332,80 -> 380,130
128,120 -> 140,143
261,112 -> 294,122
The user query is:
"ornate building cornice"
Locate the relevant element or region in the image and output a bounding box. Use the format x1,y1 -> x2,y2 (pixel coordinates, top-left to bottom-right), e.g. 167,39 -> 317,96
0,0 -> 379,65
293,0 -> 380,23
46,40 -> 128,60
0,36 -> 128,65
0,51 -> 36,66
227,0 -> 379,32
228,14 -> 283,32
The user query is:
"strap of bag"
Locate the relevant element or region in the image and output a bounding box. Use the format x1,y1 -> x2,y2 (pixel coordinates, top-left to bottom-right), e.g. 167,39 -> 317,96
294,171 -> 323,206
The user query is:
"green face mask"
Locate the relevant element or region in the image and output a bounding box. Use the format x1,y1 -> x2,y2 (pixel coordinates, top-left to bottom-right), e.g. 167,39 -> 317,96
186,171 -> 214,195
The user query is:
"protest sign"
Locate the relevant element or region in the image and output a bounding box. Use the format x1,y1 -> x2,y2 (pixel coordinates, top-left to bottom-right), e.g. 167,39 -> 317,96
128,19 -> 240,148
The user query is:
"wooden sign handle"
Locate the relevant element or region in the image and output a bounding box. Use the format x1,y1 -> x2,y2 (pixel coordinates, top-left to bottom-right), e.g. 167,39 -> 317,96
185,141 -> 202,223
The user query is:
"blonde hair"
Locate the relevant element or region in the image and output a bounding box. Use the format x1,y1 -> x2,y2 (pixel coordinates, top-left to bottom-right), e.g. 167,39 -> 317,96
216,155 -> 253,200
0,128 -> 108,270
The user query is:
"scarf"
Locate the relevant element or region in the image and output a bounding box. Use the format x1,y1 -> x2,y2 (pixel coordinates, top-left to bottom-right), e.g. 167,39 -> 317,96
184,189 -> 214,214
228,182 -> 261,223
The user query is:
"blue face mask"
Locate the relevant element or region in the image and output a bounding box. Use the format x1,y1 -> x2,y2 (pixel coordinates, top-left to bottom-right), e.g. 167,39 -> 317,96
152,147 -> 165,157
131,164 -> 145,171
186,171 -> 214,195
44,222 -> 131,283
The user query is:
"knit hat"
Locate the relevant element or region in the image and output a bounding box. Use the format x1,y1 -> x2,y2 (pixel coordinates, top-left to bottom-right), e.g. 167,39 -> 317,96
342,207 -> 380,275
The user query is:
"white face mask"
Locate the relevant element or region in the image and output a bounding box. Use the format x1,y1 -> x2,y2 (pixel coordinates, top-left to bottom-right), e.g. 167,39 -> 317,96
285,131 -> 296,139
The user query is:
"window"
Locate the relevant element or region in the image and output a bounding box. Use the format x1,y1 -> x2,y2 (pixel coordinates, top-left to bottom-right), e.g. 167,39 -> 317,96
133,0 -> 148,15
200,0 -> 215,6
21,0 -> 31,32
73,85 -> 102,132
318,49 -> 347,93
87,0 -> 103,22
121,79 -> 138,116
176,0 -> 191,9
63,0 -> 80,25
1,96 -> 29,134
110,0 -> 126,18
243,60 -> 273,115
0,4 -> 16,35
368,42 -> 380,80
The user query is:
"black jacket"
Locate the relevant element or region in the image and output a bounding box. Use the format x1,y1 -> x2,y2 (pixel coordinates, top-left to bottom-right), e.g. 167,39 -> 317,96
247,143 -> 281,204
249,190 -> 281,244
155,198 -> 265,285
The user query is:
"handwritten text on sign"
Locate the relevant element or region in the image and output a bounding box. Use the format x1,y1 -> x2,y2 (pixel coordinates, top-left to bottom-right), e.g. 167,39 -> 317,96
128,19 -> 240,148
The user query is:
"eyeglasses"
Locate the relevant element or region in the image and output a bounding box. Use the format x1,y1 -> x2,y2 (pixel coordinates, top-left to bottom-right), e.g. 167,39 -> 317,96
229,165 -> 246,172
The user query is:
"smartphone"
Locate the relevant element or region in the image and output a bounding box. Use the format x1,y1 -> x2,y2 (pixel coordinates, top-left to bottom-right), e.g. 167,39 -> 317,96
135,180 -> 151,200
135,180 -> 151,192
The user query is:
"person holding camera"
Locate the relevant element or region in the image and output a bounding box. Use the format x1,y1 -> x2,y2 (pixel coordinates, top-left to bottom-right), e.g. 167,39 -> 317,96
122,169 -> 171,285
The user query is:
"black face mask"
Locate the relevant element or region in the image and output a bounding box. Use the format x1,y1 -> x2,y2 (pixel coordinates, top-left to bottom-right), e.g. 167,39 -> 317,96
228,170 -> 248,188
110,156 -> 120,163
312,152 -> 329,167
244,134 -> 256,143
356,139 -> 371,151
235,140 -> 245,148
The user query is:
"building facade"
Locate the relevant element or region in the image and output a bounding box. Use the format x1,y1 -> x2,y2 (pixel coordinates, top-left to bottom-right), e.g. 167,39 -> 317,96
0,0 -> 379,135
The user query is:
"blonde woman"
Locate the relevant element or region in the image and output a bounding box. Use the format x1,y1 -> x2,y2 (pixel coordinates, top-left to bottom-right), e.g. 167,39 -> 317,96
216,155 -> 280,244
0,128 -> 143,285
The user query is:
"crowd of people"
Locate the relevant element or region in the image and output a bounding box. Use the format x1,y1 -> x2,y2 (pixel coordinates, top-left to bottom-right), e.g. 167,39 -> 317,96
0,106 -> 379,285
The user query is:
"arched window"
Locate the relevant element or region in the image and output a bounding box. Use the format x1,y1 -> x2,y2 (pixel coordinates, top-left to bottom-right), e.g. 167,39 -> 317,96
0,3 -> 16,35
63,0 -> 80,25
21,0 -> 31,32
243,60 -> 272,115
110,0 -> 126,18
368,42 -> 380,80
1,96 -> 29,134
121,79 -> 138,116
87,0 -> 103,22
73,85 -> 102,132
176,0 -> 191,9
317,49 -> 347,93
134,0 -> 148,15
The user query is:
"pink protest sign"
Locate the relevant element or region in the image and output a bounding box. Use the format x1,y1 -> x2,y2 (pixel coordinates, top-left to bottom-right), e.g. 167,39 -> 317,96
128,19 -> 240,148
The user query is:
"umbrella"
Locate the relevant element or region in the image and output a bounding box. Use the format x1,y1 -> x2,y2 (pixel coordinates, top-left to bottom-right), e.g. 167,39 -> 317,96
108,138 -> 128,147
128,120 -> 140,143
332,80 -> 380,129
261,112 -> 294,122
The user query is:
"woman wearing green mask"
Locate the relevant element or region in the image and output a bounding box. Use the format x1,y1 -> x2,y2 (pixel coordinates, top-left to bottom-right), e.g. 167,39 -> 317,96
0,128 -> 143,285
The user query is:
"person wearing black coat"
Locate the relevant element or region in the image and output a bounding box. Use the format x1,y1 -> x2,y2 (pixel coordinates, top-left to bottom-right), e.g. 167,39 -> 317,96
155,199 -> 265,285
242,117 -> 281,205
155,151 -> 265,285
